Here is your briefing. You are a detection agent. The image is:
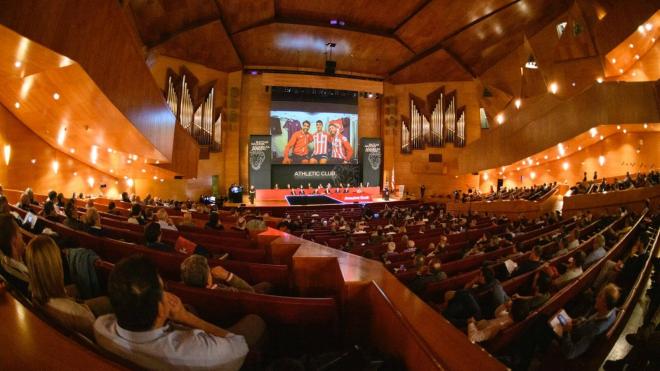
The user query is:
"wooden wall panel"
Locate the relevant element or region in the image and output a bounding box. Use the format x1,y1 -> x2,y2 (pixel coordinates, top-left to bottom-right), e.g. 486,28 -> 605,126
0,103 -> 126,198
459,82 -> 660,174
157,124 -> 200,179
0,0 -> 176,159
239,74 -> 271,186
261,73 -> 383,94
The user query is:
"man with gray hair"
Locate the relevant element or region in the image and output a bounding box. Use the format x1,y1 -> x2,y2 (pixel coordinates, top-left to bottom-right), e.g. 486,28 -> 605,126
584,234 -> 607,268
180,255 -> 271,293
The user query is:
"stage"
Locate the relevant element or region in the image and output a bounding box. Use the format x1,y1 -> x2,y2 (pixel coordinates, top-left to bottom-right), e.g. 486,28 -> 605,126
226,187 -> 407,208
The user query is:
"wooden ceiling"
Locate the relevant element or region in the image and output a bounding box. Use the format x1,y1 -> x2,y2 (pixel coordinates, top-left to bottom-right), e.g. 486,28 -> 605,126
125,0 -> 574,82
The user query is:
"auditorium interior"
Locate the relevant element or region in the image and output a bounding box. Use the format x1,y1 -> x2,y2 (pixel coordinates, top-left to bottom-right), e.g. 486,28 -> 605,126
2,1 -> 660,370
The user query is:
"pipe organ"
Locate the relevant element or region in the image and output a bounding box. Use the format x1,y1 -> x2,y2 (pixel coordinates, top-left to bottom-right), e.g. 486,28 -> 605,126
400,86 -> 465,153
165,68 -> 222,151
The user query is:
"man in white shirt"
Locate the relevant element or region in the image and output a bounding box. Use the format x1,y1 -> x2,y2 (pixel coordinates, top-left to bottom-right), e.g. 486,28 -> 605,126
584,234 -> 607,268
95,255 -> 264,370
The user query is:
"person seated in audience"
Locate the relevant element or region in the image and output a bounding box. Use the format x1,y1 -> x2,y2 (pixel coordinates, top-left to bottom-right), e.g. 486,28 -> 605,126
106,201 -> 121,216
15,192 -> 33,212
94,255 -> 265,370
63,200 -> 85,231
566,229 -> 580,250
466,266 -> 509,316
204,212 -> 224,231
556,283 -> 620,359
233,215 -> 247,231
0,214 -> 30,295
467,298 -> 530,343
511,245 -> 544,277
0,196 -> 10,215
39,200 -> 60,222
82,207 -> 104,237
155,208 -> 177,231
144,222 -> 173,252
583,234 -> 607,268
178,212 -> 196,227
513,272 -> 553,310
592,235 -> 649,294
410,258 -> 447,294
553,251 -> 586,288
180,255 -> 271,294
552,237 -> 570,258
120,192 -> 131,203
25,235 -> 97,337
25,188 -> 38,205
54,193 -> 65,208
127,203 -> 145,225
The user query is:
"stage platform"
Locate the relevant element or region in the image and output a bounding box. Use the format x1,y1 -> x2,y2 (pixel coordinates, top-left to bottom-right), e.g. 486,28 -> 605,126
225,194 -> 409,208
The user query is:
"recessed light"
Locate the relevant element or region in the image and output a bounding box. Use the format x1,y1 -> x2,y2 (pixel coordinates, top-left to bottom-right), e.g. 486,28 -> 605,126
31,159 -> 36,164
73,172 -> 78,176
53,92 -> 60,100
596,77 -> 603,83
644,123 -> 648,129
155,160 -> 160,164
127,159 -> 132,164
600,135 -> 604,140
644,23 -> 652,31
141,169 -> 146,173
628,43 -> 634,48
69,148 -> 75,153
14,61 -> 22,68
610,58 -> 616,64
617,125 -> 621,130
107,148 -> 113,153
634,54 -> 640,60
549,82 -> 558,94
618,68 -> 624,74
14,102 -> 20,109
153,176 -> 158,180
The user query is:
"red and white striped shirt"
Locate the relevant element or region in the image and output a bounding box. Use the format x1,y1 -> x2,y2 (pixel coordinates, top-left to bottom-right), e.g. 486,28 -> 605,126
331,134 -> 348,159
312,131 -> 329,155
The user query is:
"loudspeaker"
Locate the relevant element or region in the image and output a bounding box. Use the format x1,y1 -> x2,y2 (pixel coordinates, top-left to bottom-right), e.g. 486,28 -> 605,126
174,175 -> 184,180
325,60 -> 336,75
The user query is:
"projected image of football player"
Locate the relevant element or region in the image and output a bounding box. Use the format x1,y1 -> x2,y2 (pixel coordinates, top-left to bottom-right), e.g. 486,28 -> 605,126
328,120 -> 353,164
309,120 -> 329,164
282,120 -> 313,164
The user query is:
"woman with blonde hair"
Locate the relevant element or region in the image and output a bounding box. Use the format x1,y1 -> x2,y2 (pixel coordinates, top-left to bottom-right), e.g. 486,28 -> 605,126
83,207 -> 104,236
25,235 -> 95,337
156,208 -> 177,230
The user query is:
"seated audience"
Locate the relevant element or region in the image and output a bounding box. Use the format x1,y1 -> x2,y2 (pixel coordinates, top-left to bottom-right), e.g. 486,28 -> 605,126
583,234 -> 607,268
410,258 -> 447,294
205,212 -> 224,231
467,298 -> 530,342
180,255 -> 271,293
512,245 -> 544,277
127,204 -> 145,225
144,222 -> 173,252
156,208 -> 177,231
39,201 -> 60,222
0,214 -> 29,295
25,235 -> 96,337
94,255 -> 265,370
179,212 -> 196,227
82,207 -> 104,236
63,200 -> 85,231
0,195 -> 10,215
553,251 -> 586,288
15,192 -> 33,212
106,201 -> 121,216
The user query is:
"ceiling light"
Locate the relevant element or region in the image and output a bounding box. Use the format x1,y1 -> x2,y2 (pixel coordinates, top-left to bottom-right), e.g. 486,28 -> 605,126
160,178 -> 164,182
549,82 -> 558,94
618,68 -> 624,74
14,61 -> 22,68
632,71 -> 637,77
653,37 -> 657,43
643,123 -> 648,129
562,162 -> 569,170
52,92 -> 60,100
524,55 -> 538,69
91,145 -> 98,164
644,23 -> 652,31
141,169 -> 146,173
610,58 -> 617,64
3,145 -> 10,165
109,169 -> 114,173
577,146 -> 582,151
514,98 -> 521,109
544,155 -> 548,160
598,155 -> 606,166
156,160 -> 160,164
496,114 -> 504,124
69,148 -> 75,154
107,148 -> 113,153
52,160 -> 59,174
87,176 -> 95,188
617,125 -> 621,130
126,178 -> 134,187
590,128 -> 598,137
127,159 -> 132,164
14,102 -> 20,109
153,176 -> 158,180
530,171 -> 536,180
596,77 -> 603,83
31,159 -> 36,164
600,135 -> 604,140
57,126 -> 66,145
629,43 -> 634,48
516,167 -> 520,171
623,129 -> 627,134
483,173 -> 489,181
73,172 -> 77,176
638,25 -> 646,34
558,143 -> 565,156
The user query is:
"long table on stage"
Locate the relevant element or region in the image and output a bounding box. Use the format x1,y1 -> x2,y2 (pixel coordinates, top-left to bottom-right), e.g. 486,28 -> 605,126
256,187 -> 381,202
